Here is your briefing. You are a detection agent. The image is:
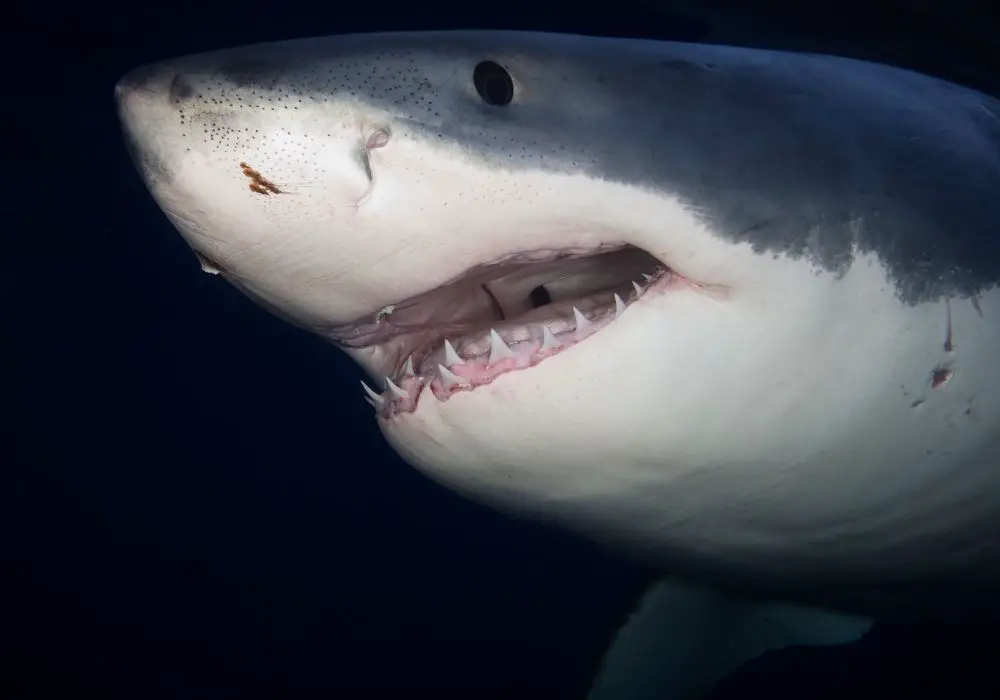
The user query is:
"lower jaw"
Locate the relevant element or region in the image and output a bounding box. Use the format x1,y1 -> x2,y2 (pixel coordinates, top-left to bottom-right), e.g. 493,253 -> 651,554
363,267 -> 674,419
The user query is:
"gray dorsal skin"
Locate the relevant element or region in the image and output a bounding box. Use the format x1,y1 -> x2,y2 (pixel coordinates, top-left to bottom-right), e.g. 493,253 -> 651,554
117,32 -> 1000,315
114,30 -> 1000,700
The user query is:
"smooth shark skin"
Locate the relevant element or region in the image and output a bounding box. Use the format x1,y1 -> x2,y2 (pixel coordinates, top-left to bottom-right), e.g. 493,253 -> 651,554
115,30 -> 1000,696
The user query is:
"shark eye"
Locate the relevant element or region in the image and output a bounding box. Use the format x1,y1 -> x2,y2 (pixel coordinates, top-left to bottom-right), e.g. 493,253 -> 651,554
473,61 -> 514,107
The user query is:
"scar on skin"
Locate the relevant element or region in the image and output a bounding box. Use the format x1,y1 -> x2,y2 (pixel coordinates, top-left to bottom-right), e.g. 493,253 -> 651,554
931,364 -> 953,389
944,299 -> 954,352
239,161 -> 282,195
965,397 -> 976,420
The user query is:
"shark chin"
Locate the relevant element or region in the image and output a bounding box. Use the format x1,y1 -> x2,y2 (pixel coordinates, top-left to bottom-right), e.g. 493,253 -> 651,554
116,30 -> 1000,699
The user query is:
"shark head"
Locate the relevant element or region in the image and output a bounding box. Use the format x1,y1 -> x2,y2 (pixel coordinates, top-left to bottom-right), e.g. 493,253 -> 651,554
116,31 -> 1000,621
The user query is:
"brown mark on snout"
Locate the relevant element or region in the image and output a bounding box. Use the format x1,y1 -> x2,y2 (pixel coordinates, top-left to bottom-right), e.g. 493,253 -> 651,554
240,162 -> 283,195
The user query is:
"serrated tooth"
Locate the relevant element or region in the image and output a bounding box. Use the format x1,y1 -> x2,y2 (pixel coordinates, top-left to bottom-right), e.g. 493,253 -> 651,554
540,324 -> 561,351
572,307 -> 590,331
487,329 -> 516,365
384,376 -> 408,399
614,293 -> 626,317
632,281 -> 643,295
443,339 -> 464,366
438,364 -> 468,388
401,356 -> 414,377
361,380 -> 384,407
642,273 -> 654,282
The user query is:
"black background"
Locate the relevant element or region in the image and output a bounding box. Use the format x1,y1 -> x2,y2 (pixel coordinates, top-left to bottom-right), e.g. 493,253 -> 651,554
5,0 -> 1000,697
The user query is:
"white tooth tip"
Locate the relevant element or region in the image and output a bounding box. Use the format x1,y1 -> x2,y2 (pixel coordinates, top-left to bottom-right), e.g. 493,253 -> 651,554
540,324 -> 561,350
632,281 -> 643,295
572,307 -> 590,330
488,328 -> 516,364
614,293 -> 626,316
642,273 -> 654,282
444,339 -> 464,366
438,364 -> 468,387
402,356 -> 415,377
361,380 -> 384,406
385,376 -> 408,399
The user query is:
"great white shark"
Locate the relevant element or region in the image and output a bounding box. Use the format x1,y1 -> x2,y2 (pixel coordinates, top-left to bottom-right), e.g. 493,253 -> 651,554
115,30 -> 1000,697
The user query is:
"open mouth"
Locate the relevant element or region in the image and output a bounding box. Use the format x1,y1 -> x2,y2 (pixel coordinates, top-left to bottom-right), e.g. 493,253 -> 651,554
331,244 -> 675,418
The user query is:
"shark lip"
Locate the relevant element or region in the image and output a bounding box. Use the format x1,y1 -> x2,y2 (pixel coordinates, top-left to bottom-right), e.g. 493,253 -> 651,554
333,244 -> 676,418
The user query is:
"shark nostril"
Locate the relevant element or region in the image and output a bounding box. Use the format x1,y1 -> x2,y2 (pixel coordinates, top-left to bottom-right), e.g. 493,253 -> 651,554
116,64 -> 164,98
167,73 -> 195,104
116,66 -> 193,111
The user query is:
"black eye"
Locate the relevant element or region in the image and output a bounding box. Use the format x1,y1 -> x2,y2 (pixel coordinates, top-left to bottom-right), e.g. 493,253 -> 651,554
473,61 -> 514,107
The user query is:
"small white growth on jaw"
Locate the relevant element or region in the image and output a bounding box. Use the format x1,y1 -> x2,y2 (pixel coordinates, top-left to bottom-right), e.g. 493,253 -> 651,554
194,252 -> 220,275
374,304 -> 395,323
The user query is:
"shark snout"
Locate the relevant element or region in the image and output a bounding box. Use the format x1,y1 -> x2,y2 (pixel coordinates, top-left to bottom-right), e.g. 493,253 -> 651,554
114,64 -> 192,186
114,62 -> 199,132
115,63 -> 175,102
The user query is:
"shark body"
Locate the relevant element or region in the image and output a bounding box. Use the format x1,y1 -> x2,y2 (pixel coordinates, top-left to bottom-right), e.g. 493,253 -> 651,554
116,31 -> 1000,697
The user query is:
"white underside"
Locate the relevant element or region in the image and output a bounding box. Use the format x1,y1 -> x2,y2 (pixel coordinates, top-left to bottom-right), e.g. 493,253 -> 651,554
144,126 -> 1000,600
380,231 -> 1000,591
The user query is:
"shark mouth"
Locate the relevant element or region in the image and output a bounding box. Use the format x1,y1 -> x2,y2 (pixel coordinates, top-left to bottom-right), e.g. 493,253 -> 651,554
331,244 -> 676,419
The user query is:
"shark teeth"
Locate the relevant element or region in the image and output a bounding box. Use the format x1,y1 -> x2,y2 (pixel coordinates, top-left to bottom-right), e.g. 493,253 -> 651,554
487,329 -> 517,365
443,339 -> 464,366
540,324 -> 562,351
363,268 -> 663,415
385,376 -> 408,399
614,293 -> 626,317
361,380 -> 384,408
438,363 -> 468,387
